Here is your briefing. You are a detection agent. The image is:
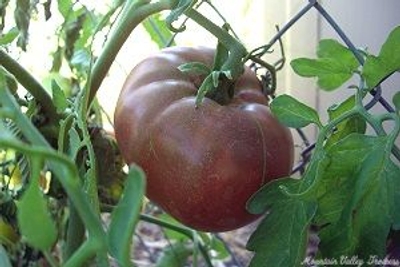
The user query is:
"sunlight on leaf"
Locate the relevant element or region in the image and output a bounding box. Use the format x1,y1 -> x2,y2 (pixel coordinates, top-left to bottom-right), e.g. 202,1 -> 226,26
270,94 -> 322,128
291,39 -> 359,90
247,181 -> 317,267
318,134 -> 399,260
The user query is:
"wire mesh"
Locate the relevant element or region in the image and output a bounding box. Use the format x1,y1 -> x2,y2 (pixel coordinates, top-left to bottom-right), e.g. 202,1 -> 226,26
133,1 -> 399,266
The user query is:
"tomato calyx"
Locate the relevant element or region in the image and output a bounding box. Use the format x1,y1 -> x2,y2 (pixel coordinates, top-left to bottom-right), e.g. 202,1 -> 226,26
203,73 -> 235,106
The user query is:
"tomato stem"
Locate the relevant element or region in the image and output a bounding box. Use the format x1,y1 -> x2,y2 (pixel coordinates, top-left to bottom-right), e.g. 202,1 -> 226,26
184,8 -> 247,78
88,0 -> 173,105
0,49 -> 61,125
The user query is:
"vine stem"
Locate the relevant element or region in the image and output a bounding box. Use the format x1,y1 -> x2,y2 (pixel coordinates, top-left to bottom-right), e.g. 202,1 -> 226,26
0,49 -> 61,124
87,0 -> 248,107
0,84 -> 108,266
88,0 -> 173,105
140,214 -> 214,267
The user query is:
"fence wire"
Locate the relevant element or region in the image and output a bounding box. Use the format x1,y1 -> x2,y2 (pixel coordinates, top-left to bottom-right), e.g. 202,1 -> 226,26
141,1 -> 399,266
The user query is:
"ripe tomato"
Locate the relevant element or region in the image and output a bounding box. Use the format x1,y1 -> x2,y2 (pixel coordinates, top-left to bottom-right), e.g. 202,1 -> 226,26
114,46 -> 294,232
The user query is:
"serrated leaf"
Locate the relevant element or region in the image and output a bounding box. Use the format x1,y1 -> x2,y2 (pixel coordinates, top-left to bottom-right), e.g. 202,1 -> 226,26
291,39 -> 359,91
393,91 -> 400,112
17,159 -> 57,251
325,96 -> 366,148
363,26 -> 400,89
246,179 -> 317,267
0,27 -> 19,45
270,94 -> 321,128
108,164 -> 145,267
142,14 -> 175,48
318,134 -> 399,260
51,80 -> 68,114
57,0 -> 72,18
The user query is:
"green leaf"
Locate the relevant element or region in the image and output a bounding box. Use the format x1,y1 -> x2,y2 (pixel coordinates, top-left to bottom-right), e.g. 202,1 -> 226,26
0,27 -> 19,45
246,179 -> 317,267
325,96 -> 366,148
68,126 -> 83,160
51,80 -> 68,114
57,0 -> 72,18
157,214 -> 190,242
363,26 -> 400,89
178,62 -> 211,76
142,14 -> 175,48
393,91 -> 400,112
17,158 -> 57,251
108,164 -> 146,267
14,0 -> 31,51
270,94 -> 321,128
291,39 -> 359,90
155,242 -> 193,267
318,134 -> 399,260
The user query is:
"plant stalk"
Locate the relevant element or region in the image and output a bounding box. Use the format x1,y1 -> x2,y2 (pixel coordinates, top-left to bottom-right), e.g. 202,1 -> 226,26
88,0 -> 173,105
0,49 -> 60,124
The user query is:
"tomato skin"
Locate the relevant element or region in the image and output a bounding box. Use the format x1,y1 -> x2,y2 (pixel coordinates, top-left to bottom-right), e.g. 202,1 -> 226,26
114,46 -> 294,232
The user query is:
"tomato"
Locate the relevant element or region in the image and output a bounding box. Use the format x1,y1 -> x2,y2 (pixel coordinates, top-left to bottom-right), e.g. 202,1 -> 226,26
114,46 -> 294,232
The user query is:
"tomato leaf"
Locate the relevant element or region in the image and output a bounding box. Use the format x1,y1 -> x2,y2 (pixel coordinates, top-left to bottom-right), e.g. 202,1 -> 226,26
270,94 -> 322,128
17,158 -> 57,251
291,39 -> 359,91
57,0 -> 72,18
318,134 -> 400,260
142,13 -> 175,48
0,27 -> 19,45
108,164 -> 146,267
246,179 -> 317,267
155,242 -> 193,267
393,91 -> 400,113
324,96 -> 366,148
363,26 -> 400,89
51,79 -> 68,114
14,0 -> 31,51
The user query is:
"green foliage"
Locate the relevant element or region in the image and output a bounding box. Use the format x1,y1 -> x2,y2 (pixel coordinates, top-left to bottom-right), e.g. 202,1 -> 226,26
0,27 -> 18,45
51,79 -> 69,114
270,94 -> 322,128
249,25 -> 400,267
17,158 -> 57,251
108,165 -> 146,267
363,26 -> 400,89
291,39 -> 359,90
247,178 -> 317,267
324,96 -> 367,148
